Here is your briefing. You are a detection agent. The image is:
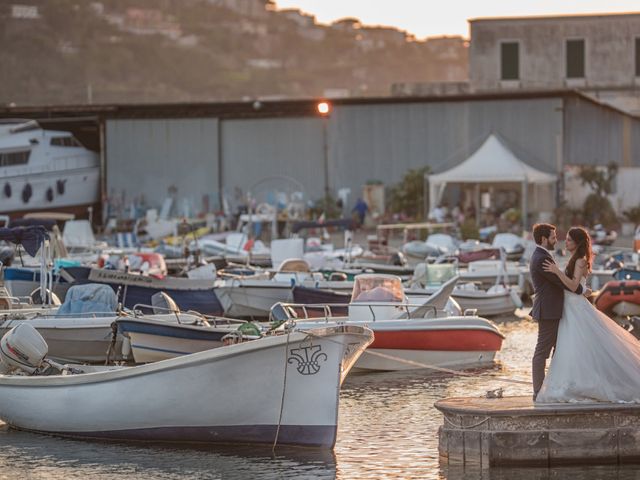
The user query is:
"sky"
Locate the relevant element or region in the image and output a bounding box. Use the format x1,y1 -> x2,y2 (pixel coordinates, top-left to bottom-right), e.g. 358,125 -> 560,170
273,1 -> 640,39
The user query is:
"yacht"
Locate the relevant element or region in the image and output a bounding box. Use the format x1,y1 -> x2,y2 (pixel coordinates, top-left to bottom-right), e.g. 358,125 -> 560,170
0,120 -> 99,215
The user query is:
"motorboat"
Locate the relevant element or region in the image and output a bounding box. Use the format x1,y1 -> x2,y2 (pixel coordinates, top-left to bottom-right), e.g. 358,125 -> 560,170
0,120 -> 99,215
491,233 -> 527,261
116,293 -> 255,363
0,322 -> 372,449
595,280 -> 640,316
407,262 -> 522,317
0,283 -> 122,363
402,233 -> 458,259
60,265 -> 224,316
278,274 -> 505,372
215,258 -> 351,318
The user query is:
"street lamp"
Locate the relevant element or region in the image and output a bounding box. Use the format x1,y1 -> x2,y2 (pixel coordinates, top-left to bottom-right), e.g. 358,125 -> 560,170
317,101 -> 331,206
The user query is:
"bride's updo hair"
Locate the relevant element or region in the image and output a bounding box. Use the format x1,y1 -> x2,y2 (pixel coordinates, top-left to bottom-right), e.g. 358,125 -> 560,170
565,226 -> 593,278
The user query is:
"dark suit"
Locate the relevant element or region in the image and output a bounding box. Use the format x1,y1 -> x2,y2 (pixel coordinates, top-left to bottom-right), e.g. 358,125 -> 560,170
530,246 -> 583,397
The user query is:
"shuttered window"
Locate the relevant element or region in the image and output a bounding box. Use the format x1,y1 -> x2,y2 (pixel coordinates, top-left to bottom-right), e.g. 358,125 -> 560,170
566,39 -> 585,78
636,37 -> 640,77
501,42 -> 519,80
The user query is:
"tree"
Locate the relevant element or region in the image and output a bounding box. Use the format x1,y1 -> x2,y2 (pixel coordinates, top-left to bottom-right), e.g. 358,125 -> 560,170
387,166 -> 430,220
579,162 -> 618,228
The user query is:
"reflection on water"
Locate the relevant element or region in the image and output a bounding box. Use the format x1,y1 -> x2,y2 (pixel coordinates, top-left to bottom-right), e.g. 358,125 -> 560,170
0,317 -> 636,479
0,426 -> 337,479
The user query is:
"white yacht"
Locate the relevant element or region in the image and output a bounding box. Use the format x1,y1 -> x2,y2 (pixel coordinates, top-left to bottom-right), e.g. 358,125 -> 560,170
0,120 -> 99,214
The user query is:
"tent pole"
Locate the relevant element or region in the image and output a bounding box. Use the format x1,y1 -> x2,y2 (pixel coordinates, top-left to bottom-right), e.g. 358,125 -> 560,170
522,180 -> 528,232
474,183 -> 480,227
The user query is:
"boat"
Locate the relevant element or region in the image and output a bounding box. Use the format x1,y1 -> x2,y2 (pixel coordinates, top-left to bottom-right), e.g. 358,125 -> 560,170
594,280 -> 640,316
407,262 -> 522,317
280,274 -> 505,372
0,120 -> 99,216
491,233 -> 527,261
61,265 -> 224,316
116,297 -> 255,363
0,322 -> 373,449
402,233 -> 458,259
215,258 -> 350,318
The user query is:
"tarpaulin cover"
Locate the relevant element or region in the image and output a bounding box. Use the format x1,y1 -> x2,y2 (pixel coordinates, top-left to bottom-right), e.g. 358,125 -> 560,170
0,226 -> 49,256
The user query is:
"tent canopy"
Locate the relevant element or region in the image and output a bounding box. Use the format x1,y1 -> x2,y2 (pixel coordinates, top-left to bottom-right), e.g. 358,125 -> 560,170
426,134 -> 557,229
428,134 -> 556,186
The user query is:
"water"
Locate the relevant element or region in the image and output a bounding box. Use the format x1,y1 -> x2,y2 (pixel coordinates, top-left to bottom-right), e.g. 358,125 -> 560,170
0,318 -> 637,479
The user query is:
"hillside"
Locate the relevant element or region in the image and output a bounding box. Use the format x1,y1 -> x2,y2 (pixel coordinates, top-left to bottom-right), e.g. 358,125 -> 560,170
0,0 -> 468,105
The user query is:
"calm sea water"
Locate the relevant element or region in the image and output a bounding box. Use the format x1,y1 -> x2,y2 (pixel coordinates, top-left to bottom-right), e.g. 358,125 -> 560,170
0,318 -> 637,479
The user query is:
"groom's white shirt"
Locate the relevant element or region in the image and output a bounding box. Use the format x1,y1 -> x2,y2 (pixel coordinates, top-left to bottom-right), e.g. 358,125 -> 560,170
536,245 -> 554,260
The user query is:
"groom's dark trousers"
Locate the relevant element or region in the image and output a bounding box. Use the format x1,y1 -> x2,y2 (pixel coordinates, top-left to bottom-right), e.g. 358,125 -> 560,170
530,246 -> 583,398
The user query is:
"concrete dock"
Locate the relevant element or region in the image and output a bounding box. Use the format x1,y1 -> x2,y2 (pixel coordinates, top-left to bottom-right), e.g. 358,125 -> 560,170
436,396 -> 640,468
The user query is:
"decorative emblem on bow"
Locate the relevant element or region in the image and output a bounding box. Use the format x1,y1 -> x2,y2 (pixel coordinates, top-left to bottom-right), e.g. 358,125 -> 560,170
288,344 -> 327,375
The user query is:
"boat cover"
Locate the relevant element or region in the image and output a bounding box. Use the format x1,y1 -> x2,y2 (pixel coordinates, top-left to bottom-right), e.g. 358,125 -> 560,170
0,226 -> 49,256
56,284 -> 118,317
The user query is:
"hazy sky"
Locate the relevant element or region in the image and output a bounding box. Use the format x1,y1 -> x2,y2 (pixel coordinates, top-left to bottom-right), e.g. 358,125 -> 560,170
274,1 -> 640,39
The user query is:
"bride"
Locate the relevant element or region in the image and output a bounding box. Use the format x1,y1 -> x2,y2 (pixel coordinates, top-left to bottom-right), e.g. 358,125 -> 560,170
536,226 -> 640,403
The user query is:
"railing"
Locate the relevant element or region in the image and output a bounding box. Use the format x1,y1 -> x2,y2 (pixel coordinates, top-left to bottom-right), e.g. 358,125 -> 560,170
269,301 -> 442,323
130,303 -> 246,327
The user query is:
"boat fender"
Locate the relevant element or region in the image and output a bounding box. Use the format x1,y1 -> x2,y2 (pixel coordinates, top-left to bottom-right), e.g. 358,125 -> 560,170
3,183 -> 10,198
21,183 -> 32,204
121,336 -> 131,360
56,179 -> 66,195
45,187 -> 54,203
509,287 -> 524,308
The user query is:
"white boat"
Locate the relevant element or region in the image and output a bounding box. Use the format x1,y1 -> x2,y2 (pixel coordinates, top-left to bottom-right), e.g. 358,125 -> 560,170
0,283 -> 122,363
408,262 -> 522,317
0,120 -> 99,215
116,311 -> 253,363
280,274 -> 505,372
0,323 -> 373,448
460,259 -> 529,289
215,258 -> 351,318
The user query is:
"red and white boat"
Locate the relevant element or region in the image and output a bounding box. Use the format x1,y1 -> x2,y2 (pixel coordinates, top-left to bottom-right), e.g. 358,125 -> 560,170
277,274 -> 505,372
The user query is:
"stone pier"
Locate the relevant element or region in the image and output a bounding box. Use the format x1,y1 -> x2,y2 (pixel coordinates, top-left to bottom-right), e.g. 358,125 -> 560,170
436,396 -> 640,468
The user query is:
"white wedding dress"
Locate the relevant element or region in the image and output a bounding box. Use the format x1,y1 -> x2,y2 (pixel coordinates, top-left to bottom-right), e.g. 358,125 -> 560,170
537,278 -> 640,403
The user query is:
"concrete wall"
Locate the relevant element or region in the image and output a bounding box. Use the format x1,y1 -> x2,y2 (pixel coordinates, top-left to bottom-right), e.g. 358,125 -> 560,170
470,15 -> 640,91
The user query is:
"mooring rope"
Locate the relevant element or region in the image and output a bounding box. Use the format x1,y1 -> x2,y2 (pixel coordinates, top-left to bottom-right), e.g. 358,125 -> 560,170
443,414 -> 491,430
272,329 -> 292,452
296,327 -> 532,387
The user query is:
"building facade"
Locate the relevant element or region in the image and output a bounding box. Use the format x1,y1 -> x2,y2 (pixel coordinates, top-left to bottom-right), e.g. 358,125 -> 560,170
469,13 -> 640,114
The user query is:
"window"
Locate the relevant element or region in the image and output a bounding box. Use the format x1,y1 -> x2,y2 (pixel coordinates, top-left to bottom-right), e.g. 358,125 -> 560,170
0,150 -> 30,167
636,37 -> 640,77
51,136 -> 82,147
566,39 -> 585,78
500,42 -> 519,80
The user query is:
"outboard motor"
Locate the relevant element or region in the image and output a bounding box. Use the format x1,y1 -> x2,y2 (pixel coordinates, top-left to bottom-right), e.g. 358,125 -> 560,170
0,323 -> 48,375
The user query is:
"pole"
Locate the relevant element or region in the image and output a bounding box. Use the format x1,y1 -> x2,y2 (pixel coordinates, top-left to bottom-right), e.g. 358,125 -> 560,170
322,116 -> 329,203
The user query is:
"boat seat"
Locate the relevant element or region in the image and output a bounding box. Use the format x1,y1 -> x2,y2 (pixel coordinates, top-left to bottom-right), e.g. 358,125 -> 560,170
151,291 -> 180,314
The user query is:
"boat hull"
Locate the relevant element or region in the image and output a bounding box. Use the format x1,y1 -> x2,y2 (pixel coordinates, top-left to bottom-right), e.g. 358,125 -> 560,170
117,318 -> 236,363
0,315 -> 121,363
0,326 -> 373,448
354,347 -> 498,371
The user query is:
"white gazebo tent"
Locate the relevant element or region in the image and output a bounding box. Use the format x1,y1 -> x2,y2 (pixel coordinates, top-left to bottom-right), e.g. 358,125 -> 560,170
427,134 -> 557,229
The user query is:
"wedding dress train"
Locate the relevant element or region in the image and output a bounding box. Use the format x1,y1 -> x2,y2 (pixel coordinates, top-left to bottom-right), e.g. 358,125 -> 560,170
536,288 -> 640,403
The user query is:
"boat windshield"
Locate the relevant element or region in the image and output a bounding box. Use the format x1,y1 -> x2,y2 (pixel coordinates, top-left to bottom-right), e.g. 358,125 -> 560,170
351,274 -> 405,303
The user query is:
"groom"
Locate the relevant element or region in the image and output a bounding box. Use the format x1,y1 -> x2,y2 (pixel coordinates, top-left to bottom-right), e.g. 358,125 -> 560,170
530,223 -> 589,401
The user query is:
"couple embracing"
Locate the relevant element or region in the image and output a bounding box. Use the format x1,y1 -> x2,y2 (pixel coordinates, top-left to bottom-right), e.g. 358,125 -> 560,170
530,223 -> 640,403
